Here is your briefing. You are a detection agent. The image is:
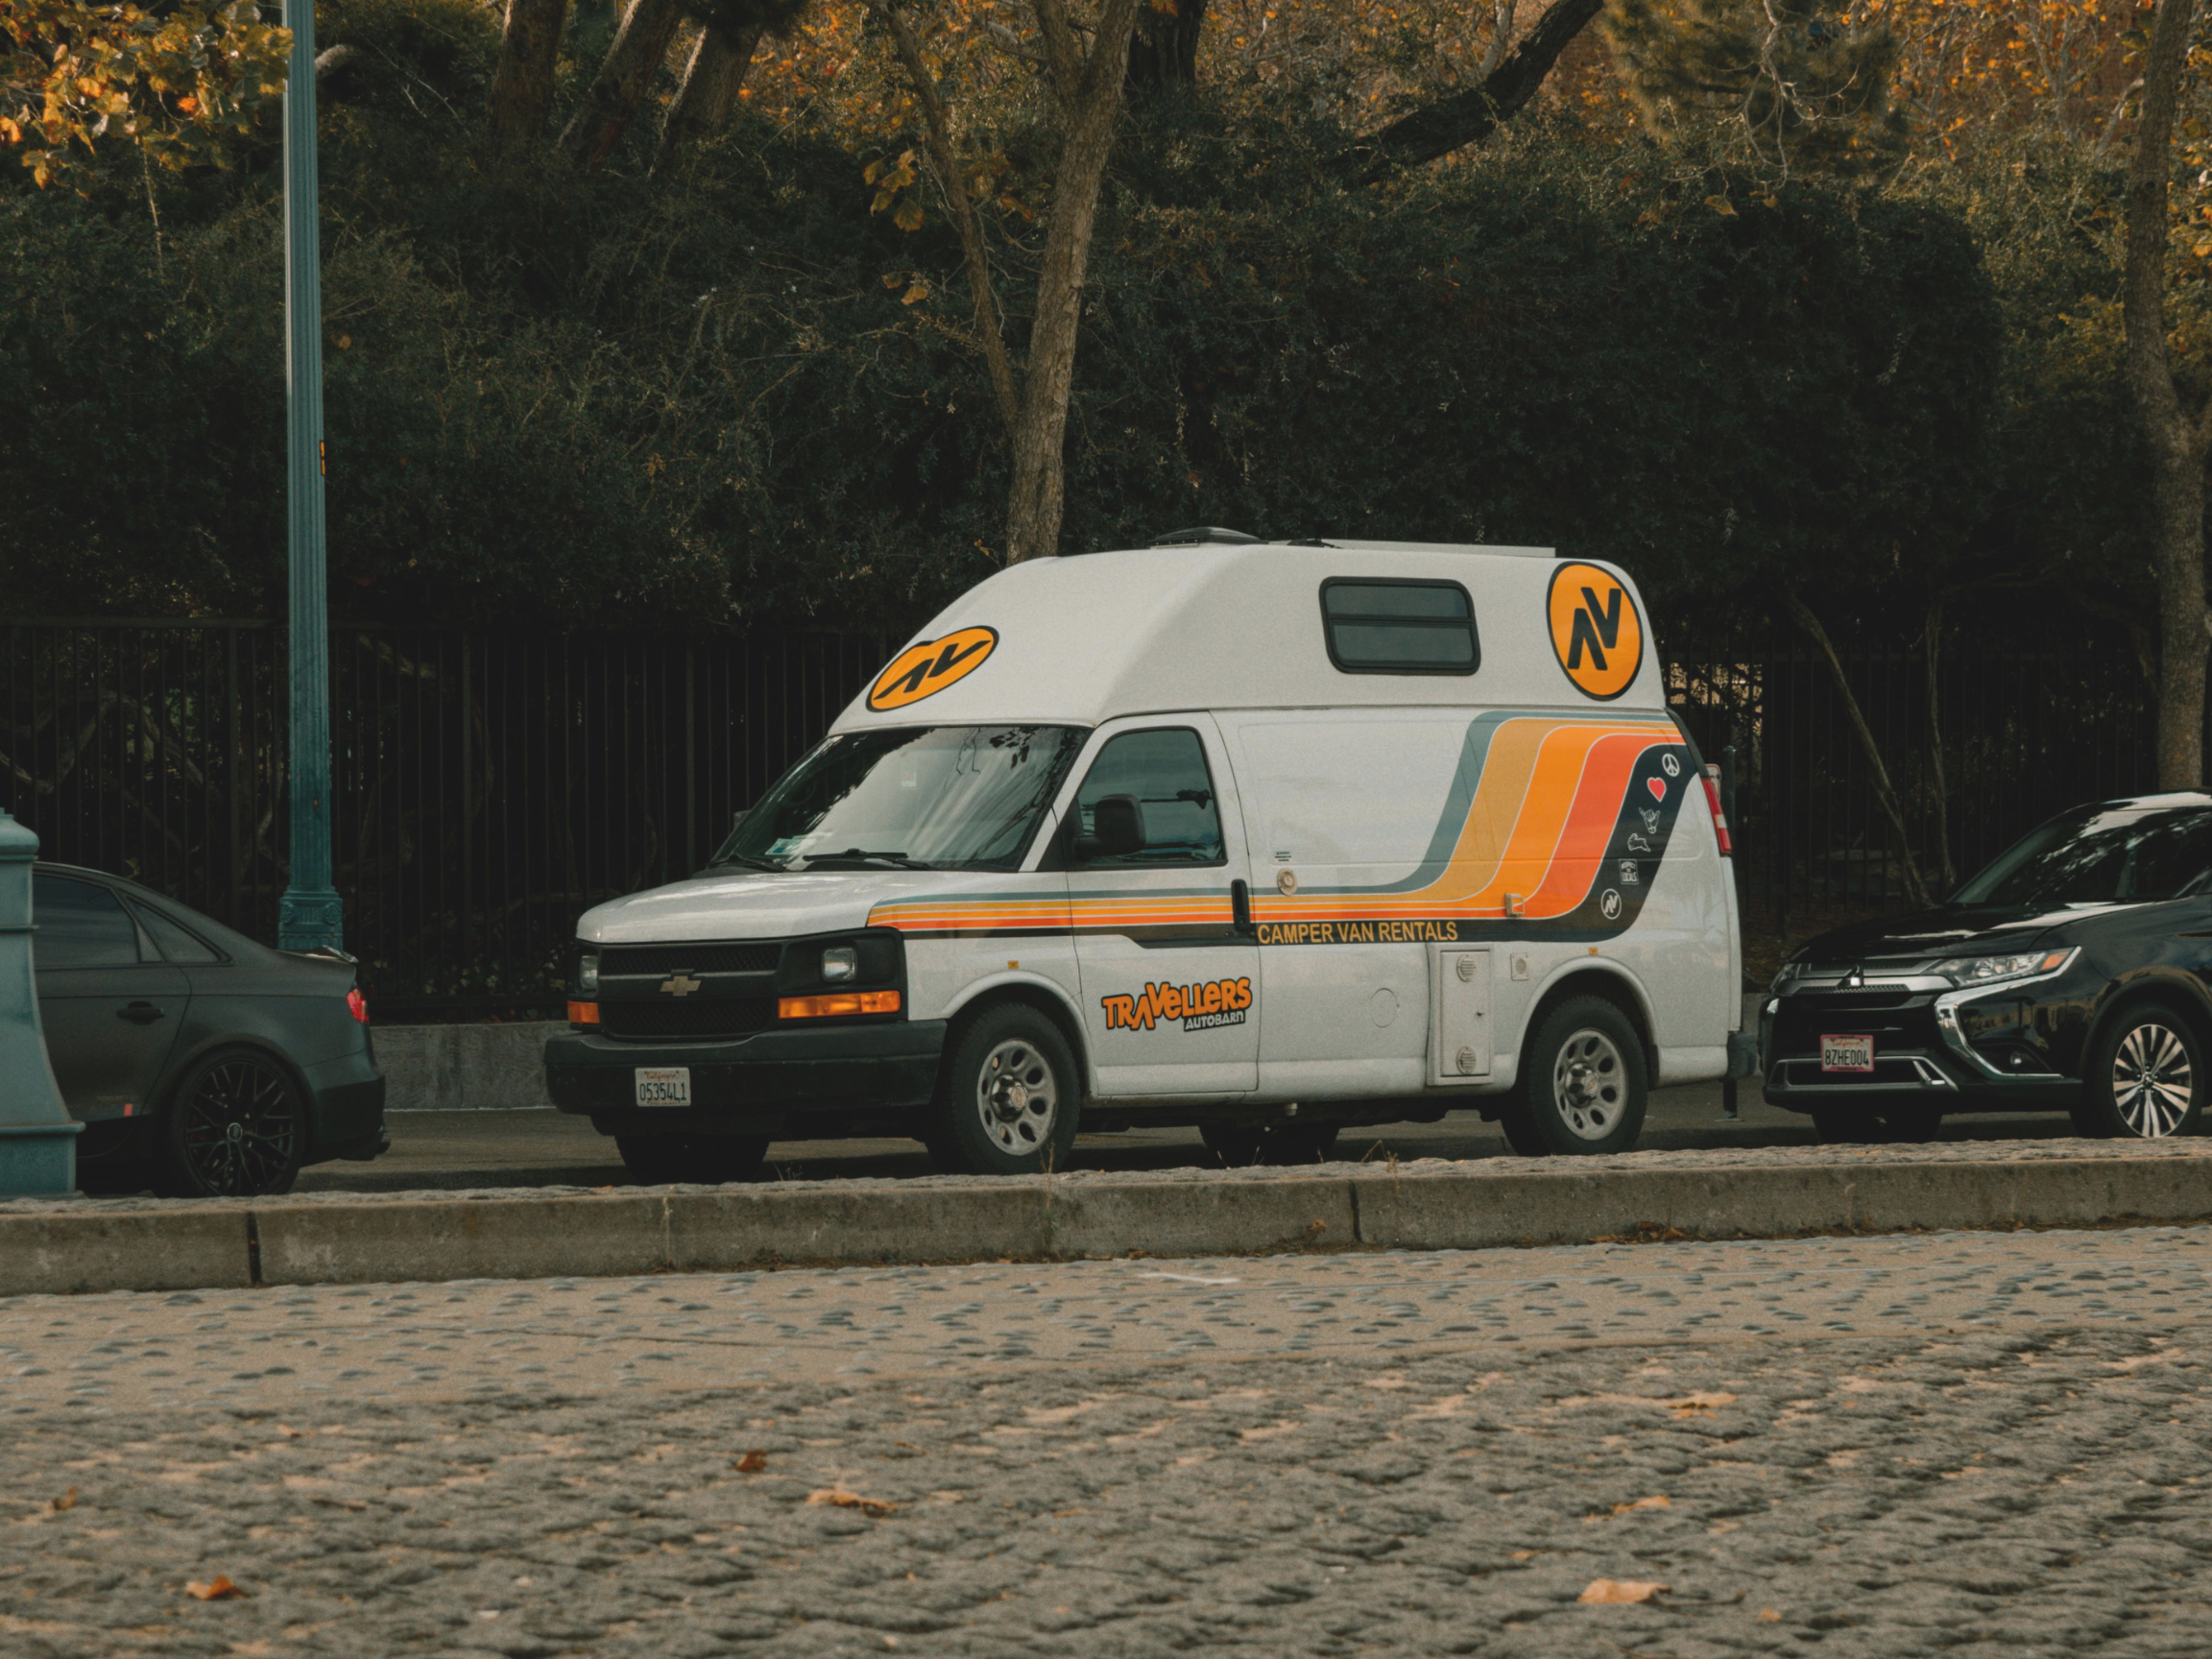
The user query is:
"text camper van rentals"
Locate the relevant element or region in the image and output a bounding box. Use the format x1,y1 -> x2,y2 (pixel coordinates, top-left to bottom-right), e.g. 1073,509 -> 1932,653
545,534 -> 1749,1181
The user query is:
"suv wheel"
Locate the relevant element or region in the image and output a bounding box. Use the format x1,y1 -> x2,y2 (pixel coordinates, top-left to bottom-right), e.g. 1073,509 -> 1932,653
153,1047 -> 305,1198
2085,1004 -> 2205,1140
928,1003 -> 1080,1175
1502,996 -> 1647,1156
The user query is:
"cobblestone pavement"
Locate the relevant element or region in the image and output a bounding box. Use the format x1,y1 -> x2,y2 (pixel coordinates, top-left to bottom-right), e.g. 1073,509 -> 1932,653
6,1227 -> 2212,1656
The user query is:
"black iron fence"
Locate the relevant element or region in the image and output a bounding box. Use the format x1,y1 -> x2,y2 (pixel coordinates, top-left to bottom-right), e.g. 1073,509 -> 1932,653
0,620 -> 890,1013
0,615 -> 2158,1011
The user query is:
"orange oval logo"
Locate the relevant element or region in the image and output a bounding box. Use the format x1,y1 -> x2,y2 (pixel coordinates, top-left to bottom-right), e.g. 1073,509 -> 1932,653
1547,563 -> 1643,701
866,625 -> 999,711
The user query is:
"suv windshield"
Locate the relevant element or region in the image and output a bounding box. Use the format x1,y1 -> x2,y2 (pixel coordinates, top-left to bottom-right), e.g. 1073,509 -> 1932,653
709,725 -> 1085,873
1954,804 -> 2212,906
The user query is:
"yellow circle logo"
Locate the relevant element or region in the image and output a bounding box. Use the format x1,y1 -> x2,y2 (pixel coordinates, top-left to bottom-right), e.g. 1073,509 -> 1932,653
866,625 -> 999,711
1547,563 -> 1643,701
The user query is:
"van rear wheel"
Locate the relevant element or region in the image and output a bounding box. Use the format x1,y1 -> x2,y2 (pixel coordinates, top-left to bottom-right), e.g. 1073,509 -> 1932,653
1503,997 -> 1647,1156
927,1003 -> 1081,1176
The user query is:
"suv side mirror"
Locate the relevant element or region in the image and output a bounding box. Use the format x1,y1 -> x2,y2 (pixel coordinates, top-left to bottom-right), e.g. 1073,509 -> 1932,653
1074,795 -> 1145,860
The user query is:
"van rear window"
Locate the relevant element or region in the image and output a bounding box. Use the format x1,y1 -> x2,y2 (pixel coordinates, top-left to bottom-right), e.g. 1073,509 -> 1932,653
1320,580 -> 1479,675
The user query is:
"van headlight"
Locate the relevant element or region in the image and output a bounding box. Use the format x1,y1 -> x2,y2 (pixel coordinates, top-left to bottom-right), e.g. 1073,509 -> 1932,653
577,952 -> 600,994
1929,948 -> 2076,988
820,946 -> 858,983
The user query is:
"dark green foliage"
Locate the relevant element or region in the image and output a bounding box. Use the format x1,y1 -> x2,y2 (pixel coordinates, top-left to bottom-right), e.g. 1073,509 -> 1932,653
0,0 -> 2088,637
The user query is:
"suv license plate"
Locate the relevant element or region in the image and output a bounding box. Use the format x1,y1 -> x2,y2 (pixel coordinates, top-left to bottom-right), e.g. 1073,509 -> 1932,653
1820,1034 -> 1874,1074
635,1067 -> 691,1107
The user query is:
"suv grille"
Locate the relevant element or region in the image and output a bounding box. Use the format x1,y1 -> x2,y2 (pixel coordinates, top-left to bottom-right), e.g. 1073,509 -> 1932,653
600,998 -> 778,1040
599,943 -> 781,976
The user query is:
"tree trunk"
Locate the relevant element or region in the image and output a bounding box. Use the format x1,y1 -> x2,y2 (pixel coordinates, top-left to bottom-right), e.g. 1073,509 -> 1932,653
487,0 -> 570,156
653,20 -> 766,172
1784,592 -> 1932,909
1922,599 -> 1956,893
2124,0 -> 2211,789
1126,0 -> 1206,94
1345,0 -> 1598,180
560,0 -> 686,174
1002,0 -> 1143,564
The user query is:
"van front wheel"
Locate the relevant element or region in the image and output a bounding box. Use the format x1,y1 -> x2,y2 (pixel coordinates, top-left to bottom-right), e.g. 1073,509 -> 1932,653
1503,996 -> 1648,1156
928,1004 -> 1081,1176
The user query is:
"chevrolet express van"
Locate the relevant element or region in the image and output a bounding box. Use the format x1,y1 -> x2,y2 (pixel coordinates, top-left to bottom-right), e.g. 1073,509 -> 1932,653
544,535 -> 1748,1181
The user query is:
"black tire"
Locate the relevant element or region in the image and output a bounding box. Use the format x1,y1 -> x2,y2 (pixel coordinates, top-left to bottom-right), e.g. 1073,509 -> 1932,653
2083,1001 -> 2206,1140
927,1002 -> 1081,1175
1201,1121 -> 1340,1167
1503,996 -> 1647,1156
616,1134 -> 769,1185
152,1047 -> 305,1198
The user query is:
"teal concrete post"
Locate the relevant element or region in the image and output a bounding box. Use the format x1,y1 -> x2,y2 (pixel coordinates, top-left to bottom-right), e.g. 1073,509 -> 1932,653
276,0 -> 343,952
0,811 -> 79,1195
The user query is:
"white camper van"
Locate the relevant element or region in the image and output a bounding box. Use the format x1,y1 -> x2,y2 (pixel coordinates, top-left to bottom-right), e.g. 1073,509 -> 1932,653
545,534 -> 1749,1182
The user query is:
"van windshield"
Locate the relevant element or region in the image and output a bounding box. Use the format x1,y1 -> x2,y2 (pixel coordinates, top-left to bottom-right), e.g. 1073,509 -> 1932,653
708,725 -> 1086,873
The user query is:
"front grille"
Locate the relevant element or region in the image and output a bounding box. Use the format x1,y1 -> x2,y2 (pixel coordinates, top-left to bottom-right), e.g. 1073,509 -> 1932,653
600,998 -> 778,1040
1771,995 -> 1940,1060
599,942 -> 781,976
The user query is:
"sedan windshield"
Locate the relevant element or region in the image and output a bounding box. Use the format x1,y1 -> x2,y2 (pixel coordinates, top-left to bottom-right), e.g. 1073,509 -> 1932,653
709,725 -> 1085,873
1953,805 -> 2212,906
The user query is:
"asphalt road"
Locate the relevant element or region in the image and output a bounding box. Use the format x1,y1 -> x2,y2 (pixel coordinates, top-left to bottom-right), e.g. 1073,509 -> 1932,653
6,1226 -> 2211,1656
299,1083 -> 2089,1193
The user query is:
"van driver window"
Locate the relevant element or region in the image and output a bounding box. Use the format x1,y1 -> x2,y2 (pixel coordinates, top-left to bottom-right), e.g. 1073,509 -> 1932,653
1071,729 -> 1225,866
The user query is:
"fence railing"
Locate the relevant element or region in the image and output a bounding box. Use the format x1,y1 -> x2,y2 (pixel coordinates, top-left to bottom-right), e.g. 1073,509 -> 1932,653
0,617 -> 2158,1010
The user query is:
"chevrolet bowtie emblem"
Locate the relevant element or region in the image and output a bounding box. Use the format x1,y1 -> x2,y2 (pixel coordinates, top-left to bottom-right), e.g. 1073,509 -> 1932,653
660,974 -> 702,998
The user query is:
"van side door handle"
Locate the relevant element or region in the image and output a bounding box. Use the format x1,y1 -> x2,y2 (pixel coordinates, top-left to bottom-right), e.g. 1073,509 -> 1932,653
117,1001 -> 166,1025
1231,878 -> 1255,936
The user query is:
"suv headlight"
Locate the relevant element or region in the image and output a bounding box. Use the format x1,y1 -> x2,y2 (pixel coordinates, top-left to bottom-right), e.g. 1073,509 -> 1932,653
820,946 -> 858,983
577,952 -> 600,994
1930,948 -> 2076,989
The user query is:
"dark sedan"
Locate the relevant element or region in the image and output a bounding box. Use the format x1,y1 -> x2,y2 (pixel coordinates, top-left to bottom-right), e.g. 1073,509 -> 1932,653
1762,793 -> 2212,1142
33,862 -> 387,1195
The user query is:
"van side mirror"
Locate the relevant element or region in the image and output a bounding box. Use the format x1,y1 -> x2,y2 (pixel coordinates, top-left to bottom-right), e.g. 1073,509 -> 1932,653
1074,795 -> 1145,860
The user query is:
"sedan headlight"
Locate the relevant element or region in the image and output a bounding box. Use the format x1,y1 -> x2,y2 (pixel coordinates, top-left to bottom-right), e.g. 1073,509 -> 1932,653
820,946 -> 858,983
1929,948 -> 2076,988
577,952 -> 599,994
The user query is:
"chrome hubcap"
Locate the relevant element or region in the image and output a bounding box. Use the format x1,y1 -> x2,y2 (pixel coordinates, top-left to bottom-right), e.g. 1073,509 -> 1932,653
2113,1022 -> 2194,1138
1552,1029 -> 1624,1141
976,1040 -> 1057,1155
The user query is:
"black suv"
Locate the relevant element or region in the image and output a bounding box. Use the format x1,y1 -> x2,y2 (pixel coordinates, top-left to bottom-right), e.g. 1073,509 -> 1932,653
1763,793 -> 2212,1142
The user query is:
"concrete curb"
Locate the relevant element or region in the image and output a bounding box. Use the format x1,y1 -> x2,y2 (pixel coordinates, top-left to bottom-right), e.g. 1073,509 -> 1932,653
6,1140 -> 2212,1296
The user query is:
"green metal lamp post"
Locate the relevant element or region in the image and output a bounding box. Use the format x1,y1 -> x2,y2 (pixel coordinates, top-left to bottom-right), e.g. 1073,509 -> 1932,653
0,810 -> 80,1195
277,0 -> 344,953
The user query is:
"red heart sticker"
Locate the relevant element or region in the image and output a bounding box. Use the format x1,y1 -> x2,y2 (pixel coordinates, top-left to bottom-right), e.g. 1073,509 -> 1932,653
1647,778 -> 1666,801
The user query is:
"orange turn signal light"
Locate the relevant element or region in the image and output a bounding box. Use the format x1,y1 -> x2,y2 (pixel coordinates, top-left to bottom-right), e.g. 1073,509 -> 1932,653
778,990 -> 901,1021
567,1000 -> 600,1025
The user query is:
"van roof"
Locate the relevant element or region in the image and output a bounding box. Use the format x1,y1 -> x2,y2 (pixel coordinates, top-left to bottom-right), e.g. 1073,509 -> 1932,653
832,541 -> 1662,730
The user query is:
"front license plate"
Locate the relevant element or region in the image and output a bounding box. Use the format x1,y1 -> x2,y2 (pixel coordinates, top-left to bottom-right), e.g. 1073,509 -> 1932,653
635,1067 -> 692,1107
1819,1034 -> 1874,1074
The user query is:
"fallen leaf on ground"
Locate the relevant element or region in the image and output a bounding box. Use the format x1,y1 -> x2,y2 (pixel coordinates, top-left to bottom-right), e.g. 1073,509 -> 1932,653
185,1575 -> 250,1600
735,1449 -> 768,1473
1579,1578 -> 1669,1604
50,1489 -> 76,1512
1667,1391 -> 1738,1418
806,1487 -> 896,1516
1588,1495 -> 1671,1520
1758,1607 -> 1783,1622
1510,1550 -> 1537,1561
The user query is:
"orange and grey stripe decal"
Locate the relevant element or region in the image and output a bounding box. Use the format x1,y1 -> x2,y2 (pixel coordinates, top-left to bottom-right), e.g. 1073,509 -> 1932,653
867,712 -> 1689,944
